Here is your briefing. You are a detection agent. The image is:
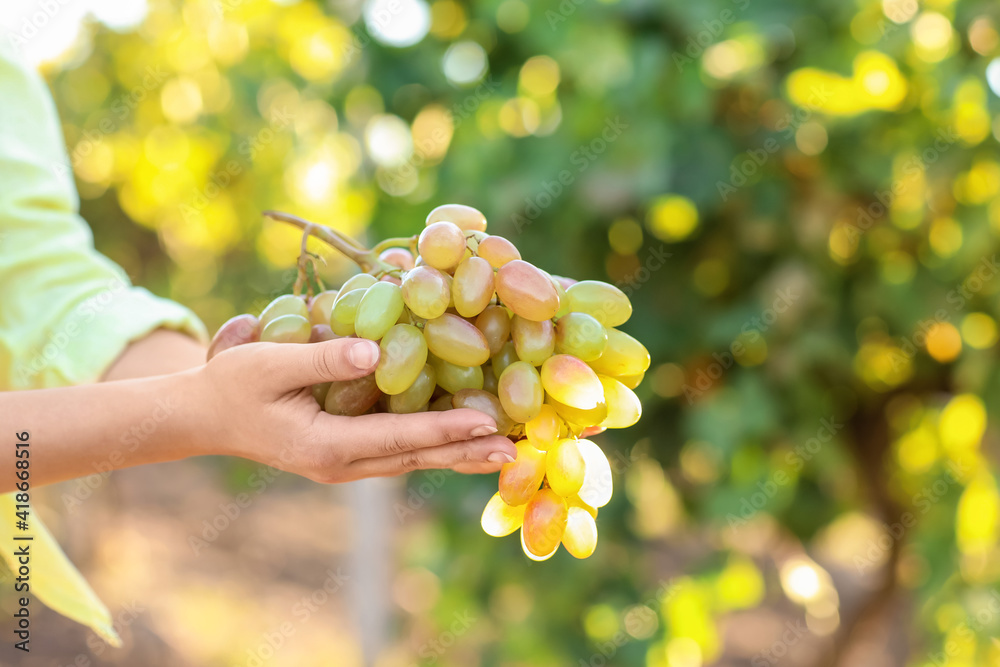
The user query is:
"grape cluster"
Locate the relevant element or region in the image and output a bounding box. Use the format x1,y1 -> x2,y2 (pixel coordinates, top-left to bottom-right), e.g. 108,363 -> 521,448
209,204 -> 649,561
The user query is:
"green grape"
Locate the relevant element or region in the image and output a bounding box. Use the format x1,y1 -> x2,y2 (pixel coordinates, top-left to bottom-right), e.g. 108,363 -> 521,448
429,393 -> 454,411
562,507 -> 598,559
330,288 -> 367,336
336,273 -> 378,301
424,313 -> 490,367
401,265 -> 451,320
324,374 -> 381,416
521,488 -> 568,559
260,294 -> 308,328
452,389 -> 515,436
379,247 -> 415,270
475,305 -> 511,355
525,404 -> 560,451
588,328 -> 651,377
546,393 -> 608,428
541,354 -> 605,410
564,280 -> 632,327
260,314 -> 311,343
511,316 -> 555,367
481,492 -> 526,537
545,438 -> 585,497
498,440 -> 546,505
452,257 -> 495,317
375,324 -> 428,395
482,364 -> 499,394
355,282 -> 405,340
491,340 -> 519,379
555,312 -> 608,361
312,382 -> 332,406
476,235 -> 521,269
426,203 -> 488,232
208,313 -> 259,360
388,364 -> 436,413
430,356 -> 484,394
309,290 -> 340,327
495,260 -> 560,321
465,230 -> 489,254
497,361 -> 543,424
576,439 -> 613,508
598,376 -> 642,428
310,324 -> 338,343
418,221 -> 467,270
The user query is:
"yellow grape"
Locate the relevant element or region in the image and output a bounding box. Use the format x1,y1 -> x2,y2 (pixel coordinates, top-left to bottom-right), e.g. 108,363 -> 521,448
511,316 -> 555,367
598,376 -> 641,428
568,494 -> 598,519
545,438 -> 586,497
476,305 -> 511,355
452,256 -> 495,317
452,389 -> 516,436
495,260 -> 560,321
616,371 -> 644,389
541,354 -> 605,410
418,221 -> 467,270
208,313 -> 259,360
546,394 -> 608,428
379,247 -> 415,270
576,439 -> 613,508
424,313 -> 491,367
259,294 -> 308,328
555,312 -> 607,361
482,364 -> 499,394
497,361 -> 543,424
309,290 -> 340,327
355,282 -> 405,340
588,328 -> 650,377
481,492 -> 526,537
401,265 -> 451,320
260,313 -> 311,343
375,324 -> 428,395
550,274 -> 571,318
564,280 -> 632,327
430,356 -> 484,394
498,441 -> 546,506
324,373 -> 381,416
521,488 -> 568,558
562,507 -> 598,559
426,203 -> 488,232
476,235 -> 521,269
491,341 -> 520,379
388,364 -> 436,413
525,404 -> 560,451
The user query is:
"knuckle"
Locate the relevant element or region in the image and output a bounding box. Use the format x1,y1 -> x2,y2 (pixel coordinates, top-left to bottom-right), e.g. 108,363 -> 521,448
400,450 -> 424,471
312,344 -> 343,380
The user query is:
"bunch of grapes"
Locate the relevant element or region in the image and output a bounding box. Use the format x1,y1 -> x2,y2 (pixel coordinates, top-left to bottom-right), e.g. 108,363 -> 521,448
209,204 -> 649,561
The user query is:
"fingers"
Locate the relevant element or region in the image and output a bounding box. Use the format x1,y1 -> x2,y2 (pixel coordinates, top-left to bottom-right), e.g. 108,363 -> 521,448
452,461 -> 505,475
324,409 -> 501,460
346,435 -> 516,479
263,338 -> 381,389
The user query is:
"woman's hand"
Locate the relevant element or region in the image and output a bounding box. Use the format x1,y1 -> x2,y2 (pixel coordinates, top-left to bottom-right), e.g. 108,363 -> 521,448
188,337 -> 517,482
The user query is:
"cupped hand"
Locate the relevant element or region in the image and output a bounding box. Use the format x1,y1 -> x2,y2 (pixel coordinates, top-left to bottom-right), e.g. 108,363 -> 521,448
187,336 -> 517,483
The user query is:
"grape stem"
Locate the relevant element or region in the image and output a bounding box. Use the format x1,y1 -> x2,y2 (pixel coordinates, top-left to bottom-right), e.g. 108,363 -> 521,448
372,236 -> 418,255
263,210 -> 397,275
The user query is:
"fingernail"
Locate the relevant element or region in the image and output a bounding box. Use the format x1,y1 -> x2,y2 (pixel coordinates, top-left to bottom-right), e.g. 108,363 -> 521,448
487,452 -> 516,464
349,340 -> 379,369
471,424 -> 498,437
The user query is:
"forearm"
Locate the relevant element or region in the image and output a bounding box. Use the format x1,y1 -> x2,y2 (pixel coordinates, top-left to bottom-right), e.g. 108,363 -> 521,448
102,328 -> 207,381
2,369 -> 206,493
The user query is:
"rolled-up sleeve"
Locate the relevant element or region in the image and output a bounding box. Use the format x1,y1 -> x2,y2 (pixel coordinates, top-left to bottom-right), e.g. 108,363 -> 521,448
0,44 -> 207,391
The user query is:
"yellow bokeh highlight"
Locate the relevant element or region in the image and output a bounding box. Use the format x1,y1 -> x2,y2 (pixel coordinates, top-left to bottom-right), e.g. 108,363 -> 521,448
954,160 -> 1000,205
608,218 -> 644,255
692,259 -> 729,297
928,218 -> 963,257
519,56 -> 561,97
714,556 -> 764,611
647,195 -> 699,242
583,604 -> 620,641
961,313 -> 999,349
734,331 -> 767,366
924,322 -> 962,362
412,104 -> 454,162
956,472 -> 1000,555
896,420 -> 940,474
855,338 -> 913,391
702,36 -> 766,81
939,394 -> 986,458
911,12 -> 954,62
829,221 -> 860,264
161,77 -> 203,124
952,79 -> 991,145
663,581 -> 720,663
498,97 -> 541,137
430,0 -> 468,39
786,51 -> 907,116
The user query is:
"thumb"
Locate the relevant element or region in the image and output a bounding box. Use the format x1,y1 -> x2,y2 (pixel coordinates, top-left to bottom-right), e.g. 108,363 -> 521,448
269,338 -> 380,389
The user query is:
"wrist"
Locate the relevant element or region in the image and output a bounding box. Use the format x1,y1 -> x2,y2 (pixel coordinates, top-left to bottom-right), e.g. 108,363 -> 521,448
154,367 -> 223,461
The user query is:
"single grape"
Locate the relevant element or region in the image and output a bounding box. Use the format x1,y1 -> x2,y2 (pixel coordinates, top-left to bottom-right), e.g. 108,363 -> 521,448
424,313 -> 490,367
476,235 -> 521,269
379,247 -> 415,270
549,274 -> 571,318
616,371 -> 644,389
388,363 -> 436,413
545,394 -> 608,429
568,493 -> 598,519
452,256 -> 495,318
375,324 -> 428,395
401,265 -> 451,320
310,324 -> 339,343
466,230 -> 489,254
598,376 -> 641,428
521,528 -> 559,562
426,203 -> 488,232
552,275 -> 577,290
562,507 -> 598,559
541,354 -> 605,410
498,440 -> 546,506
355,281 -> 405,341
380,274 -> 402,286
309,290 -> 340,327
545,438 -> 586,497
555,312 -> 608,361
259,294 -> 308,328
336,273 -> 379,302
452,389 -> 515,436
521,488 -> 568,559
491,340 -> 520,379
495,260 -> 560,321
576,439 -> 613,508
588,328 -> 651,377
475,305 -> 511,355
497,361 -> 543,424
564,280 -> 632,327
418,221 -> 467,271
260,314 -> 311,343
312,382 -> 332,406
429,393 -> 454,411
430,356 -> 484,394
481,492 -> 526,537
324,374 -> 382,416
511,316 -> 555,367
208,313 -> 259,360
330,288 -> 367,336
524,404 -> 560,451
482,364 -> 499,394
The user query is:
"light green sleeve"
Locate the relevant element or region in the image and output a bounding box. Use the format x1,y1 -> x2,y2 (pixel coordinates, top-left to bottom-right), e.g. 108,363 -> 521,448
0,44 -> 207,392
